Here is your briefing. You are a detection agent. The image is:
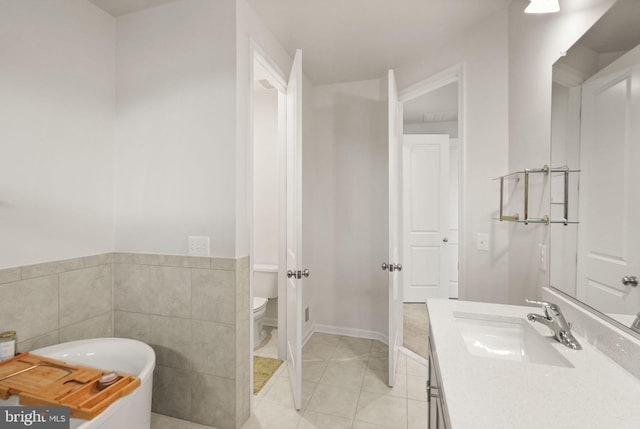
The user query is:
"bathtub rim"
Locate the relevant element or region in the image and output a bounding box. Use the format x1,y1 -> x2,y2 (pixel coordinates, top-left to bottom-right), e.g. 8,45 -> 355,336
31,337 -> 155,429
32,337 -> 155,382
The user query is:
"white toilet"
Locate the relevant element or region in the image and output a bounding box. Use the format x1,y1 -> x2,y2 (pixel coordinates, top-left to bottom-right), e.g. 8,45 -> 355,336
253,265 -> 278,348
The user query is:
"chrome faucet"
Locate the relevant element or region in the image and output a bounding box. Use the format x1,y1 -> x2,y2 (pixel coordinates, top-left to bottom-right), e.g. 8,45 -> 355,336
526,299 -> 582,350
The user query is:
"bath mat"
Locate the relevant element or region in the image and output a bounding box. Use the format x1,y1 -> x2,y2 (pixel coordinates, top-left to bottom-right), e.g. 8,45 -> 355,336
253,356 -> 283,395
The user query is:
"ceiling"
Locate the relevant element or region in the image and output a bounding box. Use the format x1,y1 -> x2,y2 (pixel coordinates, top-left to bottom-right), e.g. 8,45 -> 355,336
578,0 -> 640,53
87,0 -> 179,17
246,0 -> 510,84
88,0 -> 510,85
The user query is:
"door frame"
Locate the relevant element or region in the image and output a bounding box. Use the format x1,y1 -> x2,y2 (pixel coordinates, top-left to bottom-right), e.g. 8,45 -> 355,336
398,63 -> 466,300
550,62 -> 585,296
248,41 -> 289,409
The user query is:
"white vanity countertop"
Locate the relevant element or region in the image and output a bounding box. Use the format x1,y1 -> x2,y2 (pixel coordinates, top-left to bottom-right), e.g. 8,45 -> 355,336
427,299 -> 640,429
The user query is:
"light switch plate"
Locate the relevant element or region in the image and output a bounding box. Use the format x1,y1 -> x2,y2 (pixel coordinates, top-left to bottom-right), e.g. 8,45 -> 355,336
189,236 -> 210,257
477,233 -> 489,251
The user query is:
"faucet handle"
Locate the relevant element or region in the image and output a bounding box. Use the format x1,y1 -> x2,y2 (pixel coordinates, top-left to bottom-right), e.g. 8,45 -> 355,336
525,299 -> 561,317
525,299 -> 559,310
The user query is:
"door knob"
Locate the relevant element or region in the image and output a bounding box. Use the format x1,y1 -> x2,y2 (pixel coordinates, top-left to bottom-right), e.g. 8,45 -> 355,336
622,276 -> 638,287
442,237 -> 449,243
382,262 -> 401,272
288,269 -> 310,279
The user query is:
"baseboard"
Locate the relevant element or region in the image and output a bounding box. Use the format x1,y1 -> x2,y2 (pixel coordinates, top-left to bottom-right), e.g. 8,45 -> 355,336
400,346 -> 428,366
264,322 -> 389,348
302,324 -> 314,347
313,324 -> 389,345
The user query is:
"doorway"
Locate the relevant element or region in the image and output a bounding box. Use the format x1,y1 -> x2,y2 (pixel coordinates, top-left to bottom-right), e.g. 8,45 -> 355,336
398,66 -> 463,358
249,45 -> 306,412
250,48 -> 288,402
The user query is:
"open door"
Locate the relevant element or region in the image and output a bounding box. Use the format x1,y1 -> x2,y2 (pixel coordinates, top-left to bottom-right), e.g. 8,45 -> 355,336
286,49 -> 305,410
386,69 -> 403,387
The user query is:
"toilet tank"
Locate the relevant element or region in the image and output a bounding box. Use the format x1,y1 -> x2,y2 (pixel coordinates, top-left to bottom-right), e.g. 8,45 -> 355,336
253,264 -> 278,298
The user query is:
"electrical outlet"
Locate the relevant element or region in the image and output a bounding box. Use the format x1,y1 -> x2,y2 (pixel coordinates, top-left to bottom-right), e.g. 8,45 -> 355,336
189,236 -> 210,257
305,307 -> 310,323
539,244 -> 547,271
477,233 -> 489,251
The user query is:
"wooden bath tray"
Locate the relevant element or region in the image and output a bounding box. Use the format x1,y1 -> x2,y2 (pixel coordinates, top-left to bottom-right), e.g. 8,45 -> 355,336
0,353 -> 140,420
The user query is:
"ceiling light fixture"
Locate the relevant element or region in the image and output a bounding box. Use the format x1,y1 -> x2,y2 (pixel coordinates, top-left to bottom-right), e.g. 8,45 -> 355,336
525,0 -> 560,14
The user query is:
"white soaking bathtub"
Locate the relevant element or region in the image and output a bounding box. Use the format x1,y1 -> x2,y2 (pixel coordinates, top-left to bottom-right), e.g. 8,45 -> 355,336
1,338 -> 155,429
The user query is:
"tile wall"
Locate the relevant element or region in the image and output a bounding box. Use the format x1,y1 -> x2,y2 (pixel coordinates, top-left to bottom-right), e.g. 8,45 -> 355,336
0,254 -> 114,352
0,252 -> 250,429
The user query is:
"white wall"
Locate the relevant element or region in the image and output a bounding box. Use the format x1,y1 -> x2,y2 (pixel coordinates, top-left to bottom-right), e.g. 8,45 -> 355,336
507,0 -> 616,304
114,0 -> 237,257
307,7 -> 512,338
235,0 -> 294,259
309,79 -> 389,338
396,9 -> 511,304
252,88 -> 279,266
0,0 -> 115,269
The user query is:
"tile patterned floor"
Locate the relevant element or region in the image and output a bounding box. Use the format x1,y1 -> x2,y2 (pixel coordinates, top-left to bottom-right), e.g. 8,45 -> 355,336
152,332 -> 429,429
403,304 -> 429,359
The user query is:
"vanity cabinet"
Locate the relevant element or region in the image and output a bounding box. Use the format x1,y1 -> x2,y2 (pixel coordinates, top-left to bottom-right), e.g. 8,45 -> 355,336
427,299 -> 640,428
428,332 -> 449,429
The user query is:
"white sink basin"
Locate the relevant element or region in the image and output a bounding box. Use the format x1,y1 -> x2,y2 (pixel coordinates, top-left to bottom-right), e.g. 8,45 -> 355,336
454,312 -> 573,367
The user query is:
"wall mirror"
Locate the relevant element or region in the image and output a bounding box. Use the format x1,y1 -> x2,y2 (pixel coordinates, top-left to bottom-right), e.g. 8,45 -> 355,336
550,0 -> 640,332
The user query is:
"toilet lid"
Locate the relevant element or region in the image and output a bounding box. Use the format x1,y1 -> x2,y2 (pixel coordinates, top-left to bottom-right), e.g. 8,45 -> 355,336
253,297 -> 268,311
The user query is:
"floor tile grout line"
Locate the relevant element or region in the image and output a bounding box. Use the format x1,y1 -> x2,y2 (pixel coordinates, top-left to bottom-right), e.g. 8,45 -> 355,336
351,347 -> 375,428
152,332 -> 425,429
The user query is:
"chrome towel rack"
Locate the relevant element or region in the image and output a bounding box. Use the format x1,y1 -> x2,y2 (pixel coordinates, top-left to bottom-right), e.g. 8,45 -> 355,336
495,165 -> 579,225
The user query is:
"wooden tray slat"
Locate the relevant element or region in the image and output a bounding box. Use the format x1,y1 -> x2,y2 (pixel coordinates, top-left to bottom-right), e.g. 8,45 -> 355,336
0,353 -> 140,420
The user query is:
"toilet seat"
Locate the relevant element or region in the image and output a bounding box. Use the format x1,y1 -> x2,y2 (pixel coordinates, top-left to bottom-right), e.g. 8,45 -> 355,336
253,297 -> 268,312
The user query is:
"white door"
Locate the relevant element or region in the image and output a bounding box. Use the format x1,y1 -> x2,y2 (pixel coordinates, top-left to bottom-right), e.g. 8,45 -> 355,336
387,69 -> 403,387
286,49 -> 305,410
576,44 -> 640,314
402,135 -> 450,302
